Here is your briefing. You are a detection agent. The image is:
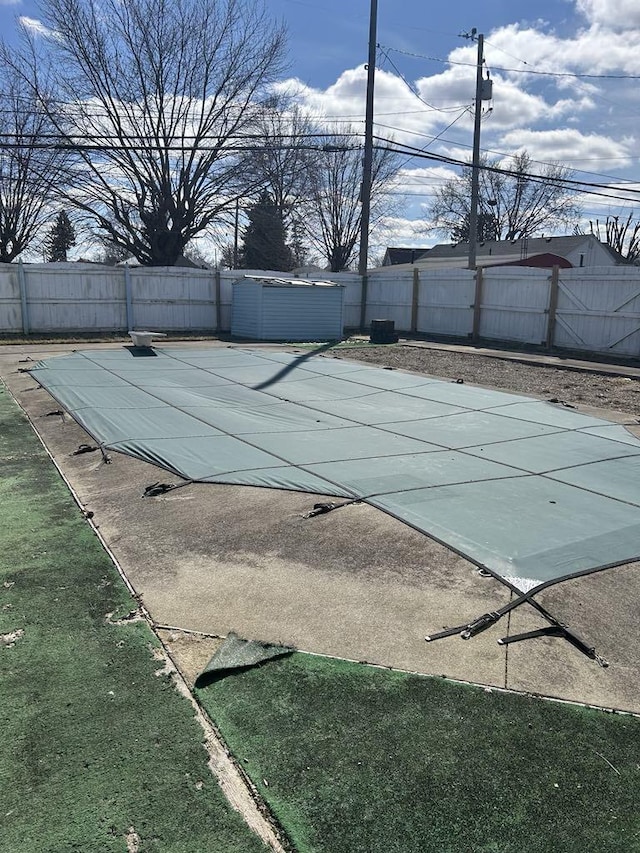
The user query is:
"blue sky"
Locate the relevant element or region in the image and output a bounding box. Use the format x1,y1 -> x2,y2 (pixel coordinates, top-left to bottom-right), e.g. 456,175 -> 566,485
2,0 -> 640,254
267,0 -> 577,90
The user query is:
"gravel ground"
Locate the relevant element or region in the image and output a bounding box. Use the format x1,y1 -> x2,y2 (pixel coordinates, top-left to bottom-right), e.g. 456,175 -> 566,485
334,344 -> 640,417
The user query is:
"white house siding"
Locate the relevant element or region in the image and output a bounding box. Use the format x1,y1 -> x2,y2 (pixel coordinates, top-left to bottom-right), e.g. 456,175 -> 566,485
565,241 -> 615,268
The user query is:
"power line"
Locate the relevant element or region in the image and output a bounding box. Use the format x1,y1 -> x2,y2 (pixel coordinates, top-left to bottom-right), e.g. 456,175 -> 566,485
3,124 -> 640,207
373,136 -> 640,204
379,44 -> 640,80
381,125 -> 640,188
378,45 -> 458,112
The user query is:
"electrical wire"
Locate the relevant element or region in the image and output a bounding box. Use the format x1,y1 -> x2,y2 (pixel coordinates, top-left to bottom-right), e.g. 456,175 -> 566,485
2,121 -> 640,207
373,136 -> 640,204
379,44 -> 640,80
378,45 -> 446,112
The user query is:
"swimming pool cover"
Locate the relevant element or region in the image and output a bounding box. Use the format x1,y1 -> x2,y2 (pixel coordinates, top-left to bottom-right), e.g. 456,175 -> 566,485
30,347 -> 640,595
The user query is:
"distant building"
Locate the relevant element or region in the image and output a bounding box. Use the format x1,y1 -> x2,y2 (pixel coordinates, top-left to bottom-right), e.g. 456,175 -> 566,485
380,235 -> 623,271
381,247 -> 431,266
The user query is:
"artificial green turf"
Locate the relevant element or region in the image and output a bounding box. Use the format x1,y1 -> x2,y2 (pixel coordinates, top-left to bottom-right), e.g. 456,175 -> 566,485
0,385 -> 267,853
198,653 -> 640,853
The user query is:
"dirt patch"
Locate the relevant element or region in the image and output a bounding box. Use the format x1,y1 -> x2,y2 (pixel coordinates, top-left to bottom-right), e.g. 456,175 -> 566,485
125,827 -> 140,853
1,629 -> 24,647
333,345 -> 640,416
157,629 -> 223,686
152,633 -> 287,852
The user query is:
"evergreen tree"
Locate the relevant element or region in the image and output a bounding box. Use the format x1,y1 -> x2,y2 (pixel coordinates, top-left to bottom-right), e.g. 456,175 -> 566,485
241,191 -> 292,271
45,210 -> 76,262
289,216 -> 309,268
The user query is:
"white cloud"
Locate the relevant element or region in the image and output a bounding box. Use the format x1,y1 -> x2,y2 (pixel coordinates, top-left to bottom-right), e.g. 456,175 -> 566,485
278,67 -> 455,145
369,215 -> 435,257
276,68 -> 369,123
576,0 -> 640,28
18,16 -> 57,38
499,127 -> 633,168
282,8 -> 640,231
453,20 -> 640,83
0,0 -> 21,6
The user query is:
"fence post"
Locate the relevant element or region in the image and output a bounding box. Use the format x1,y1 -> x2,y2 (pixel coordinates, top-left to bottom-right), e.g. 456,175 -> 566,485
124,265 -> 133,330
18,260 -> 30,335
411,267 -> 419,334
545,265 -> 560,350
472,267 -> 483,342
359,273 -> 368,332
214,269 -> 221,335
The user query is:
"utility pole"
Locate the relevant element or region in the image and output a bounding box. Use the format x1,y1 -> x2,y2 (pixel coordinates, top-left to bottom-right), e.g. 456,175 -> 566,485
233,198 -> 240,269
468,31 -> 484,270
358,0 -> 378,277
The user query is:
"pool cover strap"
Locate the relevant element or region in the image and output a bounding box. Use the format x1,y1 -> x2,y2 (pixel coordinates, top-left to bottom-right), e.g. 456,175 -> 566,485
425,585 -> 608,665
498,625 -> 608,666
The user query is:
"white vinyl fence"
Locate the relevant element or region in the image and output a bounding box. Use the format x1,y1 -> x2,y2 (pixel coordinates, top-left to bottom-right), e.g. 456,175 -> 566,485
2,261 -> 640,357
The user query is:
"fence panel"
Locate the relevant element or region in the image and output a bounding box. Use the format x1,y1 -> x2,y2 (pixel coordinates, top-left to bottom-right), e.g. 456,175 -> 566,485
130,267 -> 216,330
0,265 -> 21,332
417,270 -> 475,337
479,267 -> 550,345
25,264 -> 126,331
219,271 -> 241,332
553,268 -> 640,355
366,271 -> 413,330
5,261 -> 640,358
335,273 -> 362,331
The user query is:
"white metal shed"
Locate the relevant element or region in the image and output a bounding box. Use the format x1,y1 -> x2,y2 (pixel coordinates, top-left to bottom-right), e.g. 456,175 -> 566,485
231,275 -> 345,341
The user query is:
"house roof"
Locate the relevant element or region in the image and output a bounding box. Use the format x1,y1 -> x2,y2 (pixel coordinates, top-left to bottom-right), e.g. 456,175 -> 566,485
425,234 -> 621,263
492,252 -> 572,269
383,247 -> 431,265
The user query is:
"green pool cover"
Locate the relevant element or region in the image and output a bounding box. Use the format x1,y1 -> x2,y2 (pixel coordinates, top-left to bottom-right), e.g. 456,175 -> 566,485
30,347 -> 640,594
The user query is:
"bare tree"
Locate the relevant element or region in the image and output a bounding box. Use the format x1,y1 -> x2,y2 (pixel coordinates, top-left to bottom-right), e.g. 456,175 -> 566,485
0,60 -> 67,262
248,98 -> 319,225
430,152 -> 581,242
590,213 -> 640,264
242,96 -> 319,267
13,0 -> 286,266
305,130 -> 401,272
95,239 -> 130,266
